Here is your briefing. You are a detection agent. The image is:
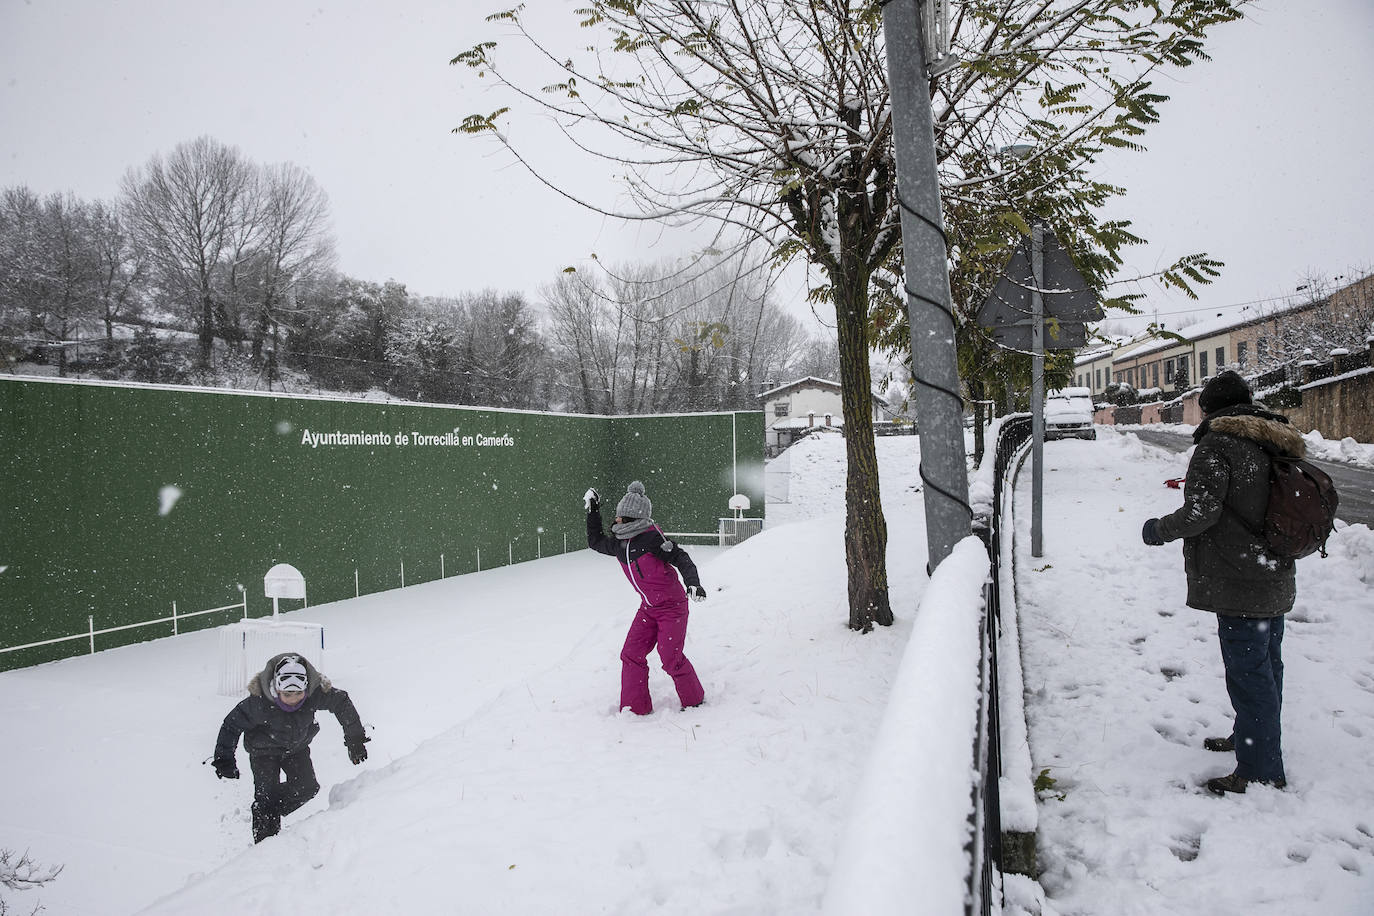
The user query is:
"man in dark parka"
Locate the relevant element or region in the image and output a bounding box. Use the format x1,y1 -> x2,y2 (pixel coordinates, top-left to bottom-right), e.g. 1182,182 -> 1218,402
1141,370 -> 1303,795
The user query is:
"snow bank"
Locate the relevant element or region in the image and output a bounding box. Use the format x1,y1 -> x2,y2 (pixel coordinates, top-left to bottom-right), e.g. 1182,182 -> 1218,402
823,536 -> 990,915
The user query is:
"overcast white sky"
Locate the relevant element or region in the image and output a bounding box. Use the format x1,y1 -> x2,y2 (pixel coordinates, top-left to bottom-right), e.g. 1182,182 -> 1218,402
1096,0 -> 1374,334
2,0 -> 1370,335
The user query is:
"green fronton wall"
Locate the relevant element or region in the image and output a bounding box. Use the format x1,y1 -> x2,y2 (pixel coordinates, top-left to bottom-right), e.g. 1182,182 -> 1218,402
0,377 -> 764,671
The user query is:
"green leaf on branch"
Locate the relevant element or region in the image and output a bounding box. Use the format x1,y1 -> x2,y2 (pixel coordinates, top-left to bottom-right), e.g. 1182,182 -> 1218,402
485,5 -> 525,23
450,42 -> 497,69
996,211 -> 1032,238
454,109 -> 510,134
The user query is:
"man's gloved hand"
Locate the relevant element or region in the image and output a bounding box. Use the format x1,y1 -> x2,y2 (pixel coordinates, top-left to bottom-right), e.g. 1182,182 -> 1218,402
345,735 -> 370,765
686,585 -> 707,602
1141,518 -> 1164,546
212,756 -> 240,780
584,488 -> 600,513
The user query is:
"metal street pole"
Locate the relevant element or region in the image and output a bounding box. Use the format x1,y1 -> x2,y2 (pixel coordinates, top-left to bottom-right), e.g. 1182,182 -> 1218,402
882,0 -> 971,572
1031,222 -> 1045,557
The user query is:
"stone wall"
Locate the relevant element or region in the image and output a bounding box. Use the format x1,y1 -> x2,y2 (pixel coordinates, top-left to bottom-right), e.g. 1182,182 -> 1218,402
1275,346 -> 1374,441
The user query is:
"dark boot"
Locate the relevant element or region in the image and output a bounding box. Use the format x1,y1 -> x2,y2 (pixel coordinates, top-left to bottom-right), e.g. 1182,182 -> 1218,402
251,800 -> 281,843
1203,735 -> 1235,753
1205,771 -> 1287,796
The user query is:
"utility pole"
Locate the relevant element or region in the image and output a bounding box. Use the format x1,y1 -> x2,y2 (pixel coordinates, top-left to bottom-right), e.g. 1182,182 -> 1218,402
1030,222 -> 1045,557
881,0 -> 970,572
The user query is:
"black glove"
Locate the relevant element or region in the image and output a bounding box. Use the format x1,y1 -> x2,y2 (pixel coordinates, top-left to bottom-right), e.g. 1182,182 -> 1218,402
212,757 -> 240,780
1141,518 -> 1164,546
345,735 -> 370,765
584,488 -> 600,513
686,585 -> 707,602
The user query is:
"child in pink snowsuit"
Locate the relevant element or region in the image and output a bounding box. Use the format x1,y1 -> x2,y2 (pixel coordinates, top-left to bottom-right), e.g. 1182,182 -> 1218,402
586,481 -> 707,715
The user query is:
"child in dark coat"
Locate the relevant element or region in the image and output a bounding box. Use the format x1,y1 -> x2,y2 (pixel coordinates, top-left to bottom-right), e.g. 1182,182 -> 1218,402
586,481 -> 707,715
212,652 -> 370,842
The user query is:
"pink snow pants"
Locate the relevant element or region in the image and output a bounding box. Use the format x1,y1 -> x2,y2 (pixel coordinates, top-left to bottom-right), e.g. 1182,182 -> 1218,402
619,600 -> 704,715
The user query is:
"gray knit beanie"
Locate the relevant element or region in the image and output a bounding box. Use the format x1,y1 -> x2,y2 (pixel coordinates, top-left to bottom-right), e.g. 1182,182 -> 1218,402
615,481 -> 653,519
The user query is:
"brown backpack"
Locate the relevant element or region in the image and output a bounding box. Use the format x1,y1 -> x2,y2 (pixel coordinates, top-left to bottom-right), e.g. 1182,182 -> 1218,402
1247,456 -> 1340,560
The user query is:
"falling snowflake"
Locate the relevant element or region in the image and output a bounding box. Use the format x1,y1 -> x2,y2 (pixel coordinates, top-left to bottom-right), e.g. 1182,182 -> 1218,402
158,485 -> 183,516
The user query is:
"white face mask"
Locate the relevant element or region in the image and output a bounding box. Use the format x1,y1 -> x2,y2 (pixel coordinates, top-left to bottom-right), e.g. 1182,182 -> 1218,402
275,672 -> 307,692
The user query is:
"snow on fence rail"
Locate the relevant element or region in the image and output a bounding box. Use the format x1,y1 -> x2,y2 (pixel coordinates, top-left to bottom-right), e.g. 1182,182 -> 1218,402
825,415 -> 1034,916
0,593 -> 248,658
822,536 -> 991,915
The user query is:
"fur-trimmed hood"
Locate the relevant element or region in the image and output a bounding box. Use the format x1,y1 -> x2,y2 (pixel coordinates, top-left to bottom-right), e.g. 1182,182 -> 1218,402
246,651 -> 331,699
1205,412 -> 1306,459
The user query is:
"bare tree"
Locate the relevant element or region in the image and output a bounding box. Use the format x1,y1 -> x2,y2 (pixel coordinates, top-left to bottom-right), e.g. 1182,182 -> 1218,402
41,193 -> 103,375
541,256 -> 802,415
662,257 -> 806,411
0,847 -> 62,916
0,189 -> 106,374
542,263 -> 677,414
121,136 -> 258,368
1258,269 -> 1374,366
0,187 -> 45,356
543,272 -> 615,413
464,290 -> 549,408
247,162 -> 336,365
87,199 -> 145,342
608,264 -> 681,413
790,332 -> 844,383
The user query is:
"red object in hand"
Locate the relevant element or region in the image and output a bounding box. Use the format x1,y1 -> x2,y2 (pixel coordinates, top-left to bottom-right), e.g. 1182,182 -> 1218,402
1164,477 -> 1185,489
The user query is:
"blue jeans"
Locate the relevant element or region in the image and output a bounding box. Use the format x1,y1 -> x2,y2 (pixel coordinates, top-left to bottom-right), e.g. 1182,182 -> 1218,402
1217,615 -> 1285,782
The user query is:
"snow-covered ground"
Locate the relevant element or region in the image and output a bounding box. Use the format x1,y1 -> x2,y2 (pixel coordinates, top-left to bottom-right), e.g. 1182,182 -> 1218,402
1015,427 -> 1374,915
1,433 -> 931,916
1,425 -> 1372,915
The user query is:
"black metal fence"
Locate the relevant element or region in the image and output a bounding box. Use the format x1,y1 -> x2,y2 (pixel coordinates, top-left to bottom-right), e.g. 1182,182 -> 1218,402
967,414 -> 1033,916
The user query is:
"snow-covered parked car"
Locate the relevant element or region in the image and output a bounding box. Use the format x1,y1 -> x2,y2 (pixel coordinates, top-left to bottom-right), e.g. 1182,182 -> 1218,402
1043,387 -> 1096,440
